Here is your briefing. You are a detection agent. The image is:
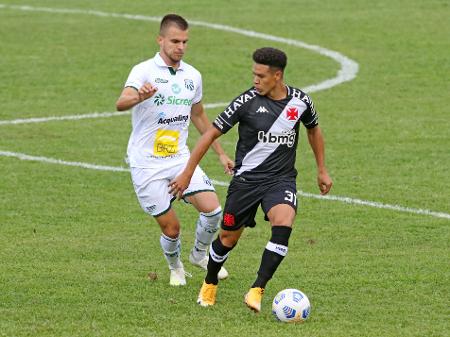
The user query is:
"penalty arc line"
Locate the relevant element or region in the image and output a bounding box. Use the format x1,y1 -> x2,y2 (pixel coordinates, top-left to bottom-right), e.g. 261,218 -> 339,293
1,150 -> 449,220
0,3 -> 358,95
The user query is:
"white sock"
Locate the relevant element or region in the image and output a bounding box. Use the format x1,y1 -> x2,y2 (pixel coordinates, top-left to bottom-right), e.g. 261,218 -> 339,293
160,233 -> 182,270
193,206 -> 222,260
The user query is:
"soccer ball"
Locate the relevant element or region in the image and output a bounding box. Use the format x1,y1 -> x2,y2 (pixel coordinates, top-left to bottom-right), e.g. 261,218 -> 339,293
272,288 -> 311,323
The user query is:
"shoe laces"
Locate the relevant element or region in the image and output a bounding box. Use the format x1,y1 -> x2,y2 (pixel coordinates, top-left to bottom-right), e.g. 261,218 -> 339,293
202,283 -> 217,302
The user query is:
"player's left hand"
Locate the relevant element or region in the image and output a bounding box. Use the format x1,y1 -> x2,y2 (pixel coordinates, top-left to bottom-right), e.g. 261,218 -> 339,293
317,171 -> 333,195
219,154 -> 235,175
168,173 -> 191,200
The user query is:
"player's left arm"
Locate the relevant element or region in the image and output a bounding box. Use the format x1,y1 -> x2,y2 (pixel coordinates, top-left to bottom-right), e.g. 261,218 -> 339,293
306,125 -> 333,195
190,102 -> 234,174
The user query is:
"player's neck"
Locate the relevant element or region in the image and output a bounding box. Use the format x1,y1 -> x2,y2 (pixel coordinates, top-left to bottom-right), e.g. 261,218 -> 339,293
159,52 -> 180,69
267,83 -> 287,100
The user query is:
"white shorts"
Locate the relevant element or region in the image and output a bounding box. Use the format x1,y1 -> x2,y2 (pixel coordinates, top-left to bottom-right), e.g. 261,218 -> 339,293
130,163 -> 215,217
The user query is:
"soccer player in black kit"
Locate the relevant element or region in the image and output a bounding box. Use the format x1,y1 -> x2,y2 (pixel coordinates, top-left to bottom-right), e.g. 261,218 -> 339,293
169,47 -> 333,312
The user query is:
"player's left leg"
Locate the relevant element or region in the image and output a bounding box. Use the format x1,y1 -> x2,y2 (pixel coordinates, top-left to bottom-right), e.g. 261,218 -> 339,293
183,166 -> 228,279
253,205 -> 295,289
245,222 -> 294,311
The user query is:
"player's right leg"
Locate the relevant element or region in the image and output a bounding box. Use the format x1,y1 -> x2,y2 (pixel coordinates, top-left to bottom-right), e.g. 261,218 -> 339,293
198,178 -> 260,306
155,209 -> 190,286
197,228 -> 243,306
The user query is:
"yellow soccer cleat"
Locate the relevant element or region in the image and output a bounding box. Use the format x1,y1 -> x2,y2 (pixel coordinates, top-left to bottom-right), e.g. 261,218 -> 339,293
244,287 -> 265,313
197,281 -> 218,307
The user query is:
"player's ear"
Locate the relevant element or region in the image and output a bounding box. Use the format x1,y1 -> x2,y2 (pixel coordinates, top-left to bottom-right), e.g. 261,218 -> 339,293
157,35 -> 163,46
275,69 -> 283,81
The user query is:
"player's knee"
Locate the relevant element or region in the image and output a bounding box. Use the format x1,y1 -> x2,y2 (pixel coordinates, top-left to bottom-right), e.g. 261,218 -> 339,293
219,230 -> 240,248
156,215 -> 181,238
267,205 -> 296,225
162,227 -> 180,239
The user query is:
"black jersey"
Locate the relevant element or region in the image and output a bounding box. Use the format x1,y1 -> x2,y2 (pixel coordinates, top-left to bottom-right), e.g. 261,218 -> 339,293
213,85 -> 318,182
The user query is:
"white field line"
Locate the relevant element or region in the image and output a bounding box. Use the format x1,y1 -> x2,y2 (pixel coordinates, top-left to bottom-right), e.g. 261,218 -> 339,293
0,103 -> 225,126
0,111 -> 130,126
1,150 -> 449,220
298,191 -> 450,220
0,150 -> 129,172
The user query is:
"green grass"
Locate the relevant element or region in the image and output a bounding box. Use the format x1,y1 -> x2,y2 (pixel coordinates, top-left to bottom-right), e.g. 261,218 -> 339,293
0,1 -> 449,336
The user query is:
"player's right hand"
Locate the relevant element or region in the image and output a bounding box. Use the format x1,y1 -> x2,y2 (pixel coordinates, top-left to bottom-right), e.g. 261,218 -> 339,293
219,153 -> 235,175
138,83 -> 158,102
168,173 -> 191,200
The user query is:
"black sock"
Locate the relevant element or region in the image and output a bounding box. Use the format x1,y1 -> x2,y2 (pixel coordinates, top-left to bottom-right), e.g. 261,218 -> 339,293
205,237 -> 233,285
252,226 -> 292,289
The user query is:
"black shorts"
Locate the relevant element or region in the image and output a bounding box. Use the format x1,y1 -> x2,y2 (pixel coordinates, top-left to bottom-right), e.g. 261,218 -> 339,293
221,177 -> 298,231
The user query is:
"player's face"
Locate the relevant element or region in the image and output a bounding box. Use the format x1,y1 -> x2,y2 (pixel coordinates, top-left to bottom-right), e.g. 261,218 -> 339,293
252,63 -> 281,96
157,25 -> 189,66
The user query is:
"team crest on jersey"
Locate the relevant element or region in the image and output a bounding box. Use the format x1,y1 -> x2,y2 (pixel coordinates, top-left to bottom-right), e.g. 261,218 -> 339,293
223,213 -> 235,227
286,107 -> 299,121
184,79 -> 194,91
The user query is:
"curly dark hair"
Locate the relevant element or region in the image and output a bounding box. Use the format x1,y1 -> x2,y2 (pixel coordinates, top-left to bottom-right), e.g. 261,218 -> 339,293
160,14 -> 189,35
252,47 -> 287,71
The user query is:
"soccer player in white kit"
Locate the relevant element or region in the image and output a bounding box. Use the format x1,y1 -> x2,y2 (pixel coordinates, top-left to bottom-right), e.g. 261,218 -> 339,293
116,14 -> 233,286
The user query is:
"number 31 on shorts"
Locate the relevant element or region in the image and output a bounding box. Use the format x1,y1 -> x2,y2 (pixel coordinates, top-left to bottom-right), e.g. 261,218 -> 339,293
284,190 -> 297,206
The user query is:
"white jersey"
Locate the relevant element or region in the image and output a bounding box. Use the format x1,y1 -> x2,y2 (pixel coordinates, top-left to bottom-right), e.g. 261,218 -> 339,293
124,53 -> 202,168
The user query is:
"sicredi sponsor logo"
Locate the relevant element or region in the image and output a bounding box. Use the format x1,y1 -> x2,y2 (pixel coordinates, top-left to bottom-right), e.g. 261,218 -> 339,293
153,94 -> 192,106
257,129 -> 296,147
167,96 -> 192,106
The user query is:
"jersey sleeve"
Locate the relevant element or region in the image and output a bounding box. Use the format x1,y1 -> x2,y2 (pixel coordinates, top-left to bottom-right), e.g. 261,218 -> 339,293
213,96 -> 243,134
300,94 -> 319,129
124,63 -> 146,90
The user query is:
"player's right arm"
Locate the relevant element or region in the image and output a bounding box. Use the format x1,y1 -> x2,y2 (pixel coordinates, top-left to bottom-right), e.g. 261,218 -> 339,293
168,126 -> 222,198
116,84 -> 158,111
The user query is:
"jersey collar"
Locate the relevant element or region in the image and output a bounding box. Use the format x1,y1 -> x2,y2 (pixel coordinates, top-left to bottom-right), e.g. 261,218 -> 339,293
154,52 -> 185,72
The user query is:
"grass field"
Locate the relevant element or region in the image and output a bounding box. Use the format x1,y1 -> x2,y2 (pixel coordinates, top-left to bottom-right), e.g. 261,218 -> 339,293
0,1 -> 449,336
